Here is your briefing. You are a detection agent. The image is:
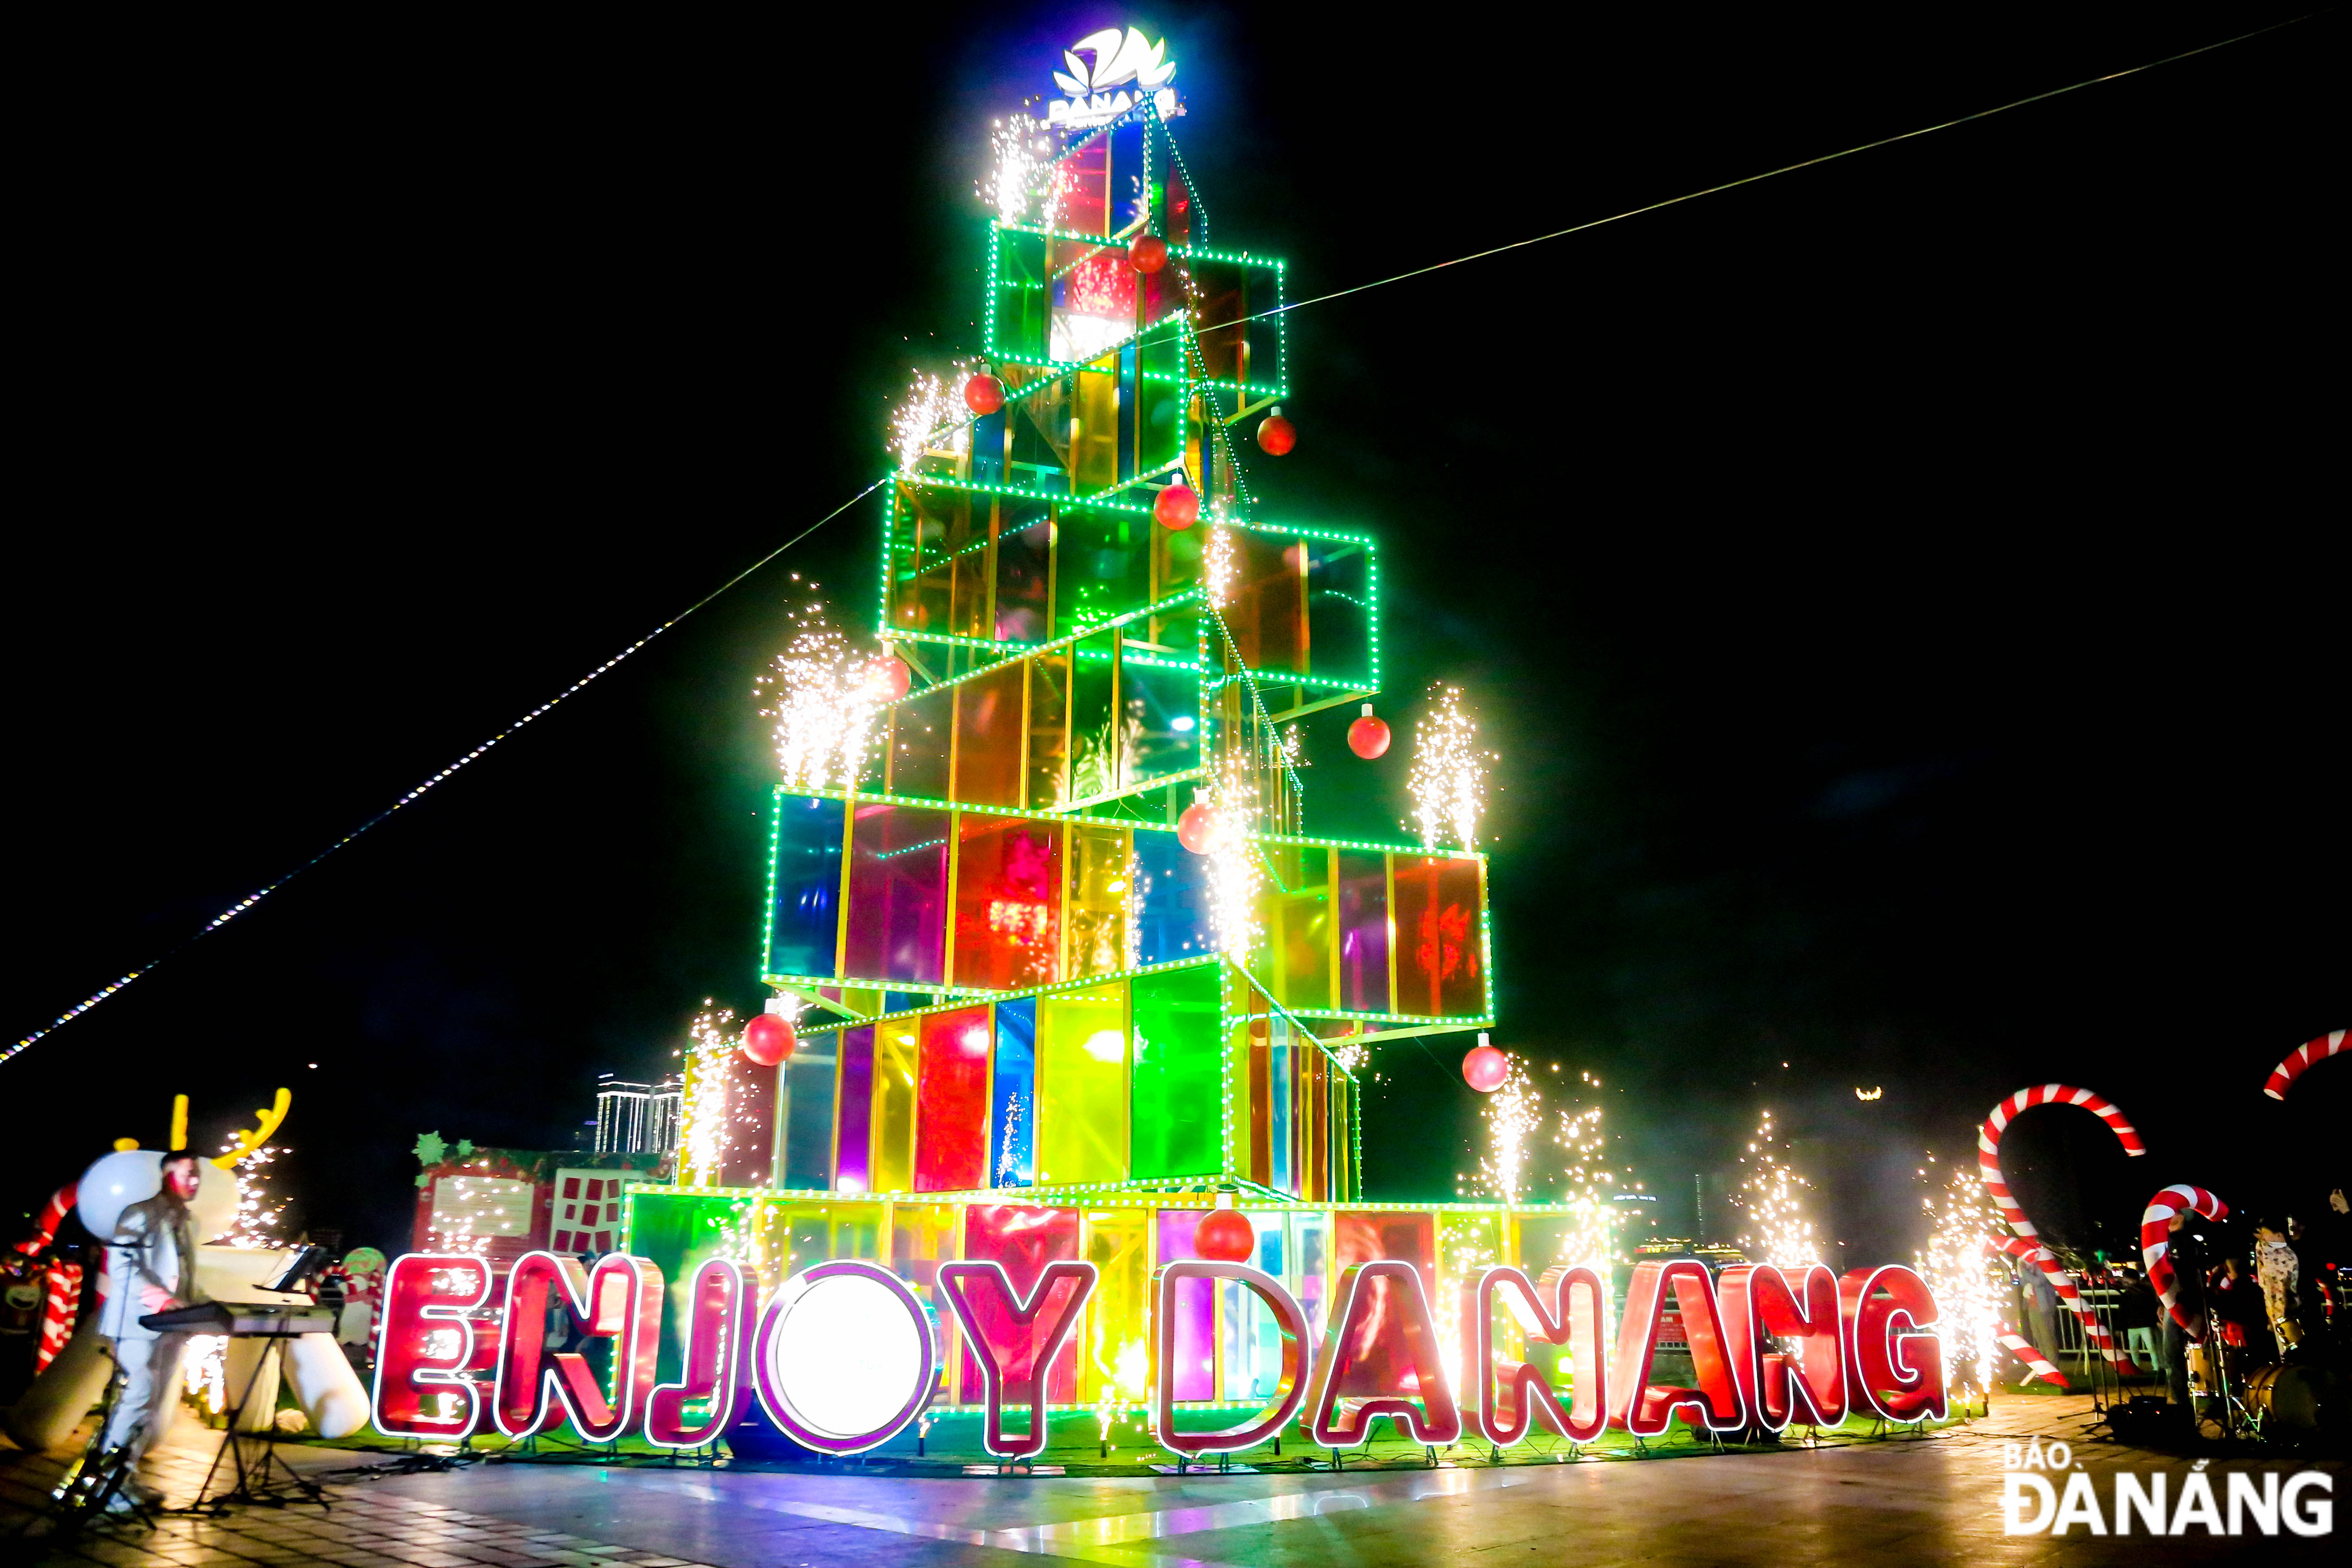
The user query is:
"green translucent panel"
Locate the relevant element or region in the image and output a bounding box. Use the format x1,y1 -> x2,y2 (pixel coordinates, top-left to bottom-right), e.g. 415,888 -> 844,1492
886,686 -> 952,800
1128,962 -> 1223,1179
871,1025 -> 919,1194
1055,515 -> 1153,642
1034,983 -> 1127,1187
781,1199 -> 885,1278
1072,353 -> 1120,492
1121,656 -> 1199,787
1081,1207 -> 1152,1407
1437,1211 -> 1503,1300
1261,844 -> 1333,1012
1067,629 -> 1120,802
887,482 -> 990,642
1066,822 -> 1132,979
1024,652 -> 1071,810
988,228 -> 1051,363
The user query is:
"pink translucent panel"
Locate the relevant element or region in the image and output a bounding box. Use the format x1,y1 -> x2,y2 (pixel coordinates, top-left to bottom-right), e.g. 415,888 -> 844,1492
1330,1211 -> 1436,1397
844,804 -> 949,986
1336,851 -> 1390,1013
832,1026 -> 874,1195
960,1205 -> 1081,1403
1154,1209 -> 1218,1401
1390,856 -> 1485,1017
951,817 -> 1061,991
717,1049 -> 777,1189
952,662 -> 1025,808
914,1006 -> 992,1193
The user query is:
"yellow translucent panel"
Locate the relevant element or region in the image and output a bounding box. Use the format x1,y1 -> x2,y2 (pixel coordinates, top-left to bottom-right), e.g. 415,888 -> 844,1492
872,1026 -> 919,1194
1025,653 -> 1071,810
890,1201 -> 965,1398
1067,823 -> 1134,979
1071,359 -> 1120,491
1436,1211 -> 1505,1388
1035,984 -> 1127,1186
1081,1208 -> 1152,1407
777,1199 -> 886,1281
1261,844 -> 1333,1012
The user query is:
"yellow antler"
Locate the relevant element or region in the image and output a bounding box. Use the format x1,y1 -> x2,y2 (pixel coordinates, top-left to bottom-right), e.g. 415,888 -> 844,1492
213,1088 -> 291,1169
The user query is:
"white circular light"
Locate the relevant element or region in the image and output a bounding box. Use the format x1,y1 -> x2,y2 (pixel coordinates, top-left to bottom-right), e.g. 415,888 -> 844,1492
767,1272 -> 926,1439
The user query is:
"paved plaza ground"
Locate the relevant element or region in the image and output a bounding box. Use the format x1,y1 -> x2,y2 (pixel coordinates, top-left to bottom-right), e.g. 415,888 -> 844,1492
5,1396 -> 2340,1566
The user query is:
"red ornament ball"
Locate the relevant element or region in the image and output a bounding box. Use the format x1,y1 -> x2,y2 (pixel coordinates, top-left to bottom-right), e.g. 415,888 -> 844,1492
1128,234 -> 1169,274
1346,703 -> 1391,760
963,373 -> 1006,417
1176,802 -> 1215,854
1256,412 -> 1296,456
1193,1207 -> 1255,1263
871,655 -> 912,701
741,1012 -> 797,1067
1153,482 -> 1200,531
1462,1044 -> 1509,1093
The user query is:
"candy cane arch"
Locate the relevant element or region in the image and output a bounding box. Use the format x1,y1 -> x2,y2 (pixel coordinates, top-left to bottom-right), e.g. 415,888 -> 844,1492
2139,1184 -> 2229,1336
1996,1328 -> 2068,1388
1978,1087 -> 2141,1369
18,1183 -> 80,1374
2263,1029 -> 2346,1101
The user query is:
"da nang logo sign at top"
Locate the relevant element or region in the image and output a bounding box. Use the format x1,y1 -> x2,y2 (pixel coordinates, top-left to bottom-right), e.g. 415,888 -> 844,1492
1046,27 -> 1176,129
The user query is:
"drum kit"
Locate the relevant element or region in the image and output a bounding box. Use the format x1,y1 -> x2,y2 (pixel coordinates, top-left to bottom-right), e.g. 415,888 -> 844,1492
2186,1305 -> 2337,1444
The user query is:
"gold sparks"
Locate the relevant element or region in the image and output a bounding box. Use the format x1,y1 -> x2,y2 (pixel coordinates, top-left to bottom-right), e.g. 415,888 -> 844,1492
1408,685 -> 1489,851
753,604 -> 890,792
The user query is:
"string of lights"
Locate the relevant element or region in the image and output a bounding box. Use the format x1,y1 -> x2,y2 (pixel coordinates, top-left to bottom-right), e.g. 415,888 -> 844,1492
3,479 -> 888,1067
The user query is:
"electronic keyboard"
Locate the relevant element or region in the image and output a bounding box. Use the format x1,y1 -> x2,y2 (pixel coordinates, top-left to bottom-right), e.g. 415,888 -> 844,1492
138,1302 -> 336,1336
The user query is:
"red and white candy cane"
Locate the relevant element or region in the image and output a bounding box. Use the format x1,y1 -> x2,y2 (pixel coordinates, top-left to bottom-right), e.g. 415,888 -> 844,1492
1979,1088 -> 2143,1369
1997,1327 -> 2069,1388
1998,1234 -> 2132,1368
2263,1029 -> 2346,1101
15,1182 -> 75,1256
2140,1184 -> 2228,1336
35,1259 -> 82,1373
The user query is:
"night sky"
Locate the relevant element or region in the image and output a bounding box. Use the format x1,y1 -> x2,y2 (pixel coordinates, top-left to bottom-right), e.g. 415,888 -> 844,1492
9,7 -> 2342,1273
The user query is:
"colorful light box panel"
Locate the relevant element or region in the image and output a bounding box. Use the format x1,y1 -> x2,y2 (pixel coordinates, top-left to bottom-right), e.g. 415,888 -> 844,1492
987,228 -> 1285,408
882,479 -> 1375,699
619,1189 -> 1606,1416
1014,111 -> 1194,245
678,1042 -> 781,1192
882,479 -> 1203,657
756,958 -> 1358,1203
762,793 -> 1489,1027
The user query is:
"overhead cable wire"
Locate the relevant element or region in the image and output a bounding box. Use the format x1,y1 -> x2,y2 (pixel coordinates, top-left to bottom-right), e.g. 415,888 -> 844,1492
3,478 -> 888,1066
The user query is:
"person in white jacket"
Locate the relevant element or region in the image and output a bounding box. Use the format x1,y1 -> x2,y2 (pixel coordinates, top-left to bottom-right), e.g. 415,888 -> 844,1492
100,1150 -> 207,1501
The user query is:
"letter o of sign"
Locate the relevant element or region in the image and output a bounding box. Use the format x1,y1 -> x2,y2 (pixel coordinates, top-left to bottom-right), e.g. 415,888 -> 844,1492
753,1261 -> 935,1455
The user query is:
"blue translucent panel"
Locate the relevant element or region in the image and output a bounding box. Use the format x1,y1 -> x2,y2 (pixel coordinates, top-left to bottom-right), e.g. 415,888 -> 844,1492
1132,828 -> 1211,965
989,999 -> 1036,1189
767,794 -> 846,980
780,1036 -> 838,1190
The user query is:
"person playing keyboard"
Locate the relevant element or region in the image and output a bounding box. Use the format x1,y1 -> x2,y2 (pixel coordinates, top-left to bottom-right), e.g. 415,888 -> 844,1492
100,1150 -> 209,1508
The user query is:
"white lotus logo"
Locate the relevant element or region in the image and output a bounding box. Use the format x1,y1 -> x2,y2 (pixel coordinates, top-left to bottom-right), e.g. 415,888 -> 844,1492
1044,28 -> 1176,129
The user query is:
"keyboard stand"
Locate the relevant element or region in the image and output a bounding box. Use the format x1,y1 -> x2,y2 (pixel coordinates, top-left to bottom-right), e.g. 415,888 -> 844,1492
180,1336 -> 330,1515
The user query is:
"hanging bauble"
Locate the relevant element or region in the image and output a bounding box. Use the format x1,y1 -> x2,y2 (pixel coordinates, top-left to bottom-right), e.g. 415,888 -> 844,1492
1193,1207 -> 1255,1263
1462,1042 -> 1509,1093
1128,234 -> 1169,274
741,1012 -> 797,1067
1153,482 -> 1199,531
871,655 -> 912,701
1256,409 -> 1296,456
1347,702 -> 1390,760
1176,803 -> 1215,854
963,373 -> 1006,417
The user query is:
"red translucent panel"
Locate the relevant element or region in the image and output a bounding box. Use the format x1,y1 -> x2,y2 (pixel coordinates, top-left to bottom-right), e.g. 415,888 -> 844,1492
952,661 -> 1025,808
1390,856 -> 1486,1017
843,805 -> 950,986
914,1007 -> 992,1193
1224,531 -> 1305,676
952,817 -> 1062,991
1331,1211 -> 1436,1397
960,1205 -> 1081,1403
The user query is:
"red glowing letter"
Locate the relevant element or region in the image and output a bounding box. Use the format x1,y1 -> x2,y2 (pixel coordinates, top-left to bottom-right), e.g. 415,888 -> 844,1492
644,1258 -> 755,1449
937,1259 -> 1096,1459
1303,1260 -> 1462,1449
491,1251 -> 664,1442
1461,1264 -> 1608,1445
1607,1259 -> 1748,1438
371,1254 -> 491,1438
1841,1264 -> 1947,1424
1717,1263 -> 1846,1430
1152,1261 -> 1312,1457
